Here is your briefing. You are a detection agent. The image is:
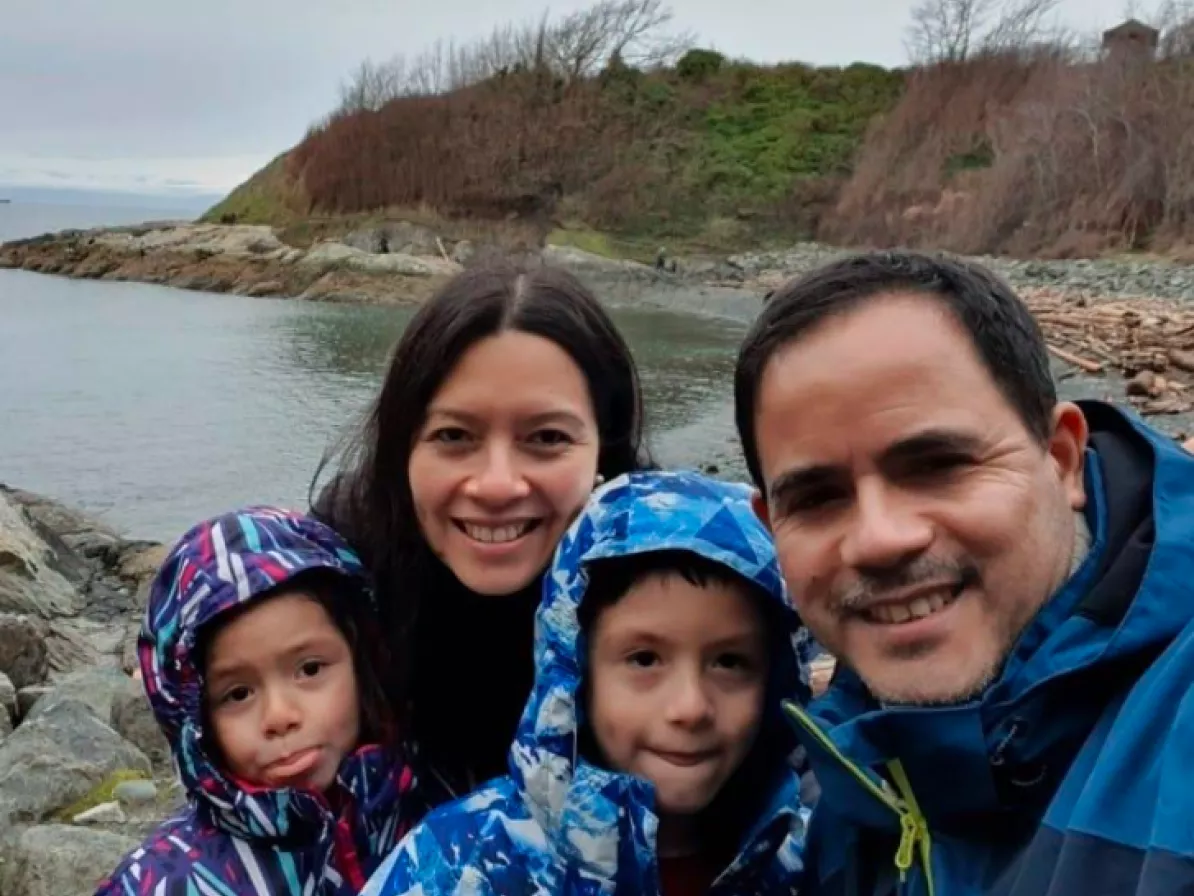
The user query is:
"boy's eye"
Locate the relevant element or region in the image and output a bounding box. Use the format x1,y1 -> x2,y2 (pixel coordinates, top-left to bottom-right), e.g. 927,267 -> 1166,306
626,650 -> 659,669
714,653 -> 754,673
298,659 -> 326,678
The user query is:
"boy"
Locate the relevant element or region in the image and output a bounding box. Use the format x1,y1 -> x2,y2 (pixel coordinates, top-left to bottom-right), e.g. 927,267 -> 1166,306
96,506 -> 416,896
364,470 -> 814,896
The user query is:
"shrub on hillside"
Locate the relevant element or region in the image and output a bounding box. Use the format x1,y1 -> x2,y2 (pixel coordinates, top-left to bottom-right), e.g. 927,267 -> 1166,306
822,42 -> 1194,256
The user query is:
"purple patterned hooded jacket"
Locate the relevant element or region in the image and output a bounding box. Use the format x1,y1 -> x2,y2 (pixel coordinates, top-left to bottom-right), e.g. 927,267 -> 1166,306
96,506 -> 416,896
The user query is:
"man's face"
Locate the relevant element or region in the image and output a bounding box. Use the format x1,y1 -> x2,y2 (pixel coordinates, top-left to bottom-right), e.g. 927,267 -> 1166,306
751,293 -> 1087,705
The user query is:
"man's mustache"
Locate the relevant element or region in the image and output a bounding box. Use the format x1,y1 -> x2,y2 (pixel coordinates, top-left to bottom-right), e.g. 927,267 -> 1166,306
833,556 -> 980,613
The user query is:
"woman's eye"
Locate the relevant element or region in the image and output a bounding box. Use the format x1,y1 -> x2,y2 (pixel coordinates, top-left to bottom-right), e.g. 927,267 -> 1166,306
430,427 -> 470,444
528,429 -> 573,447
299,660 -> 326,679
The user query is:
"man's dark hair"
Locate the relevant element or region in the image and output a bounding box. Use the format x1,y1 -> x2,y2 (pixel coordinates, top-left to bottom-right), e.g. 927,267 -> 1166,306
734,250 -> 1057,489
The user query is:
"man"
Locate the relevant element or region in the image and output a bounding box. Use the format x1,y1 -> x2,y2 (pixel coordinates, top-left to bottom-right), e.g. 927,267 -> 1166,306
734,250 -> 1194,895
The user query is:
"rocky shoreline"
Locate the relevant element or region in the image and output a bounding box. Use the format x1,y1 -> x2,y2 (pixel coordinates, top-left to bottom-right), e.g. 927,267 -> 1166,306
7,219 -> 1194,435
0,485 -> 176,896
8,220 -> 1194,312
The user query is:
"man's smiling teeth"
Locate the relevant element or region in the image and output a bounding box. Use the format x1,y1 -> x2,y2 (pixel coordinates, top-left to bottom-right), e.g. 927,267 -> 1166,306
462,522 -> 532,544
864,589 -> 957,624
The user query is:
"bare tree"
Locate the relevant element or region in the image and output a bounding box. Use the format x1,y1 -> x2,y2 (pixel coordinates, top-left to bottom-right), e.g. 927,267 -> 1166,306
905,0 -> 1062,64
547,0 -> 692,80
335,0 -> 689,113
1155,0 -> 1194,58
981,0 -> 1063,53
337,58 -> 408,112
906,0 -> 996,63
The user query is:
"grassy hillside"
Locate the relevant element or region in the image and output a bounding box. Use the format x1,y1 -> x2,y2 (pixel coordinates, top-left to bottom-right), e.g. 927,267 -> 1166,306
206,54 -> 905,255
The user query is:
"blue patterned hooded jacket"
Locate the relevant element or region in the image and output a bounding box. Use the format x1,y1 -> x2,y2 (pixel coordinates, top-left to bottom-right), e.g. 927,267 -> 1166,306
362,469 -> 814,896
95,506 -> 417,896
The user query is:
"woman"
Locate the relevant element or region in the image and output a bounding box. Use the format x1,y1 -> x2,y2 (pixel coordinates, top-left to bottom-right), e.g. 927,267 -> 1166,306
313,260 -> 653,807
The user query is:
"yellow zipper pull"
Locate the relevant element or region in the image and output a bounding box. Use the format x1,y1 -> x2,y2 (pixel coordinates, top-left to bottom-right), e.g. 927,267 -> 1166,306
894,811 -> 917,880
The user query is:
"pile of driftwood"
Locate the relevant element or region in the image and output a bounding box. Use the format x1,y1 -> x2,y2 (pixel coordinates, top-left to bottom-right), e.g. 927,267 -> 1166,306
1023,288 -> 1194,418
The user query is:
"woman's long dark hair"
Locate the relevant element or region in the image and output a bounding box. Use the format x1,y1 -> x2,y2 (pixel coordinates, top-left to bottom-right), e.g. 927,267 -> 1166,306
311,260 -> 652,798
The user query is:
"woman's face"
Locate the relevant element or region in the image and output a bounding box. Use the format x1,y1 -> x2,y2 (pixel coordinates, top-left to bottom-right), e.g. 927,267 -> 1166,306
408,330 -> 601,596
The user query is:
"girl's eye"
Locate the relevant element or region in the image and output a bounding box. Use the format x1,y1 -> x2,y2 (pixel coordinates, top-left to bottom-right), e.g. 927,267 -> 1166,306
626,650 -> 659,669
299,660 -> 326,679
220,685 -> 251,705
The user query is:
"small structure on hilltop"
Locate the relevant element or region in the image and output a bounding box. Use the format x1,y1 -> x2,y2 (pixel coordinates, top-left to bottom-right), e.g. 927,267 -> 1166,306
1102,18 -> 1160,62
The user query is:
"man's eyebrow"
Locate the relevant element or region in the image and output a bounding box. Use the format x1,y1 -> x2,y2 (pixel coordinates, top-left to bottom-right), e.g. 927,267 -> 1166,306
879,429 -> 984,464
767,429 -> 983,503
769,464 -> 840,504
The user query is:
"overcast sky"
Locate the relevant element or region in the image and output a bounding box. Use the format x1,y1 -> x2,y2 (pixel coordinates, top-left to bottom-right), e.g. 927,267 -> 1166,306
0,0 -> 1150,200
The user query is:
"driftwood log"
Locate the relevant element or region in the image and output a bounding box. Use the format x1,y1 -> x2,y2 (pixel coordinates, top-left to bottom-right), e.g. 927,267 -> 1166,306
1023,288 -> 1194,423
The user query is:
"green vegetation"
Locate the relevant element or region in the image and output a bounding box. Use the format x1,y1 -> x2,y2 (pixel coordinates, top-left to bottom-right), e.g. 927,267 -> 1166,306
206,49 -> 905,255
53,769 -> 152,821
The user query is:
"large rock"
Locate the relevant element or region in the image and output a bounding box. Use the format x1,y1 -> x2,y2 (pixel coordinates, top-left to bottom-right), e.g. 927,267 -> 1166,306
24,669 -> 139,727
0,699 -> 150,828
343,221 -> 443,256
0,614 -> 49,689
300,240 -> 459,277
0,824 -> 137,896
0,705 -> 10,741
0,492 -> 82,619
111,688 -> 169,767
0,672 -> 14,722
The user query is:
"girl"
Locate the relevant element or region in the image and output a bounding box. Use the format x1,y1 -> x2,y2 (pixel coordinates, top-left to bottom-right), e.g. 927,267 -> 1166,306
314,260 -> 653,804
96,506 -> 415,896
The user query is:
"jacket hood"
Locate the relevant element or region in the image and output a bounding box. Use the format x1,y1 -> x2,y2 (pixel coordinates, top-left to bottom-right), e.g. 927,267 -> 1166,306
139,505 -> 413,843
796,401 -> 1194,830
509,469 -> 814,885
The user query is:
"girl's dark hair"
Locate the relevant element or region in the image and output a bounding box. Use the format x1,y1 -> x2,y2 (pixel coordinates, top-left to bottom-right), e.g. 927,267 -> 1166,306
197,569 -> 396,759
311,260 -> 653,794
578,550 -> 797,862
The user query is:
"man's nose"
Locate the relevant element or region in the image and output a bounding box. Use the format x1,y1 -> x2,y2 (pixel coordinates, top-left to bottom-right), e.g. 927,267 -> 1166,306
840,478 -> 933,571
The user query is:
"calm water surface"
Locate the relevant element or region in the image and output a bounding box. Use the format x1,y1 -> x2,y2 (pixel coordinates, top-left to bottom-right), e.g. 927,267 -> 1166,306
0,267 -> 745,540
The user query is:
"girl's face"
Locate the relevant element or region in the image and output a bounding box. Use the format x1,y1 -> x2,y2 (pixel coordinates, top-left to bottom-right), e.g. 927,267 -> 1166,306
408,330 -> 601,597
203,592 -> 361,792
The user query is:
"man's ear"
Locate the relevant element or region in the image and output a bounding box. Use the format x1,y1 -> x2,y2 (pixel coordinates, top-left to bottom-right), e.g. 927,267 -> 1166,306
1049,402 -> 1089,511
751,489 -> 772,533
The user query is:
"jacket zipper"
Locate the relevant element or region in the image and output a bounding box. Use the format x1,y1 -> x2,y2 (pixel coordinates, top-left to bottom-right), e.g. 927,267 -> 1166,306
783,702 -> 935,896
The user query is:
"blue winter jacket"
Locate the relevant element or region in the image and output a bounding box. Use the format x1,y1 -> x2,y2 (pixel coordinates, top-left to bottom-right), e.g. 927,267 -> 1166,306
363,469 -> 816,896
787,401 -> 1194,896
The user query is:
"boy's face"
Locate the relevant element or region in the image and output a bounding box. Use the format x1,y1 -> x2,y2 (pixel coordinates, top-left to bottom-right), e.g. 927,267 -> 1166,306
586,571 -> 769,819
203,591 -> 361,792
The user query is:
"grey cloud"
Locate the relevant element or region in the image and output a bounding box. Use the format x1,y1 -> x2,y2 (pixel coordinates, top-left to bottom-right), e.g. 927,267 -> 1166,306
0,0 -> 1152,194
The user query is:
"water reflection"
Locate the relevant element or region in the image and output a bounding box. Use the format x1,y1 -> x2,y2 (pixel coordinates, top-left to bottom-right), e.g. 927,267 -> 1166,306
0,273 -> 746,539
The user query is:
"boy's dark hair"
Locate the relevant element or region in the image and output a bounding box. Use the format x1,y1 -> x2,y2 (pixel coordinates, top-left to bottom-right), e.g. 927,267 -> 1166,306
734,250 -> 1057,490
197,569 -> 396,753
577,549 -> 794,863
578,549 -> 775,635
